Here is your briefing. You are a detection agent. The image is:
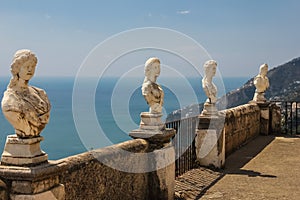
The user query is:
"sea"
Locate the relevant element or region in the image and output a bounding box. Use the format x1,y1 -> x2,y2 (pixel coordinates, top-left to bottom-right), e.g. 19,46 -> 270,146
0,76 -> 249,160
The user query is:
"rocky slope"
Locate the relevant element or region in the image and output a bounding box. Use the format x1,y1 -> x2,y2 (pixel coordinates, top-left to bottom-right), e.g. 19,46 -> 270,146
167,57 -> 300,121
224,57 -> 300,108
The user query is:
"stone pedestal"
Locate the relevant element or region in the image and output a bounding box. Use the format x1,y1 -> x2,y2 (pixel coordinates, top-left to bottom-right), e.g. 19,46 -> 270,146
257,102 -> 271,135
130,112 -> 175,200
139,112 -> 165,131
0,162 -> 65,200
130,128 -> 175,150
1,135 -> 48,166
253,92 -> 266,102
196,115 -> 225,168
149,146 -> 175,200
130,112 -> 175,149
201,102 -> 218,116
196,129 -> 225,168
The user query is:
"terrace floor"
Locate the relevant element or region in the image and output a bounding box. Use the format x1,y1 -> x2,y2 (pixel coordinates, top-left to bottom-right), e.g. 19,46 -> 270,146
175,135 -> 300,200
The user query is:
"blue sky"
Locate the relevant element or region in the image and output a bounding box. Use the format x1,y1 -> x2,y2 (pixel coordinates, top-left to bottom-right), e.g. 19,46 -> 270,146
0,0 -> 300,77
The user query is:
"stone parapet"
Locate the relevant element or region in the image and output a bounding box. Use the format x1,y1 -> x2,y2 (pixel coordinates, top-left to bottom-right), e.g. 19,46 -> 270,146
223,104 -> 261,156
0,139 -> 151,200
0,162 -> 65,200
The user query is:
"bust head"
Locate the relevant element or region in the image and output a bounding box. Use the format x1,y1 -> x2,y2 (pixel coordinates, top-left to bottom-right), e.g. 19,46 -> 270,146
9,49 -> 38,88
259,63 -> 268,76
203,60 -> 217,79
144,57 -> 160,82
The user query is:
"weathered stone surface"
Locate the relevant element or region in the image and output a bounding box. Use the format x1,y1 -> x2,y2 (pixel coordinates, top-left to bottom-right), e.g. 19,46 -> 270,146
148,146 -> 175,200
0,163 -> 65,199
1,155 -> 48,167
10,184 -> 64,200
1,49 -> 51,138
198,114 -> 225,130
0,137 -> 177,199
130,128 -> 175,150
223,104 -> 261,156
2,135 -> 45,157
201,102 -> 218,116
257,102 -> 271,135
0,139 -> 150,199
130,59 -> 176,200
139,112 -> 164,130
270,103 -> 281,134
1,135 -> 48,166
0,49 -> 50,167
58,139 -> 150,200
142,57 -> 164,114
0,179 -> 8,200
196,129 -> 225,168
196,114 -> 225,169
11,176 -> 59,194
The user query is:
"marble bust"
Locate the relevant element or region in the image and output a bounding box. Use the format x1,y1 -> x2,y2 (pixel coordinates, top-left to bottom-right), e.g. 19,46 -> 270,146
142,57 -> 164,114
1,49 -> 51,138
129,57 -> 175,146
253,63 -> 269,102
202,60 -> 218,104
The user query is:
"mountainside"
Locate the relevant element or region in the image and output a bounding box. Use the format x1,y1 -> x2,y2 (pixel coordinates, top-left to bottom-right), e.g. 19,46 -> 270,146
224,57 -> 300,108
167,57 -> 300,121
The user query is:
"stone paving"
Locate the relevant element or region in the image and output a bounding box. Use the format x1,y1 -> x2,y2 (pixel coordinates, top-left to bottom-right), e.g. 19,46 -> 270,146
175,168 -> 223,200
175,135 -> 300,200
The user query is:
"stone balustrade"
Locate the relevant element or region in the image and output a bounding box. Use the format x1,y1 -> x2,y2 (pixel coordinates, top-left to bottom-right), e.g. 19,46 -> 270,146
0,138 -> 176,200
0,102 -> 282,199
223,103 -> 261,155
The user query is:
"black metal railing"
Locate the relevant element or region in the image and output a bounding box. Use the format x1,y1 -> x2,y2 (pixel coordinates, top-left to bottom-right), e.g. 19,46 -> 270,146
166,116 -> 198,177
272,101 -> 300,135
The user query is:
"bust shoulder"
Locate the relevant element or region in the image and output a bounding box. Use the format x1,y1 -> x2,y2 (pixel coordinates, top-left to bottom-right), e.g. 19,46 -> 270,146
30,86 -> 48,98
1,88 -> 19,112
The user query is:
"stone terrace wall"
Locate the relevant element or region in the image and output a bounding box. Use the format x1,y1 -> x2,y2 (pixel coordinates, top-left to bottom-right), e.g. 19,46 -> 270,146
57,139 -> 150,200
0,137 -> 175,200
223,104 -> 261,156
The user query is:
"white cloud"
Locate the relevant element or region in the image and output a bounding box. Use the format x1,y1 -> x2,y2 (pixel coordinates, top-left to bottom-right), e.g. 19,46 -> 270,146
177,10 -> 190,15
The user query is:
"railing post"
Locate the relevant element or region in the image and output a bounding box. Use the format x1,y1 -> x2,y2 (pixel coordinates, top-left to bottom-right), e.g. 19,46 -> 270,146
256,102 -> 271,135
129,57 -> 175,200
129,113 -> 175,200
195,114 -> 226,169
